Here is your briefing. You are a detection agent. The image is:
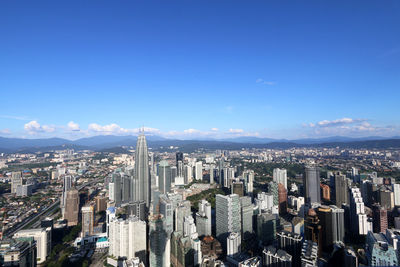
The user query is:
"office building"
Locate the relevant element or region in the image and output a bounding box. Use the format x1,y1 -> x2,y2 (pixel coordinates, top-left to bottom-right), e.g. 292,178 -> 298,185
349,187 -> 369,235
134,133 -> 150,207
14,228 -> 51,264
372,204 -> 388,233
64,188 -> 79,226
240,196 -> 254,239
257,213 -> 277,246
304,208 -> 322,255
316,205 -> 344,251
195,161 -> 203,181
81,205 -> 95,237
273,168 -> 287,189
300,240 -> 318,267
149,214 -> 170,267
366,231 -> 398,266
11,171 -> 23,194
158,160 -> 172,194
227,232 -> 241,257
175,201 -> 191,232
232,181 -> 244,197
277,231 -> 302,267
278,183 -> 287,214
108,215 -> 147,264
262,246 -> 292,267
334,173 -> 348,207
196,200 -> 212,237
216,194 -> 241,246
0,238 -> 37,267
304,166 -> 321,204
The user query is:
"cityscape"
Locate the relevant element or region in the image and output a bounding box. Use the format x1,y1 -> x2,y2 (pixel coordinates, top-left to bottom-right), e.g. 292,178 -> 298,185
1,1 -> 400,267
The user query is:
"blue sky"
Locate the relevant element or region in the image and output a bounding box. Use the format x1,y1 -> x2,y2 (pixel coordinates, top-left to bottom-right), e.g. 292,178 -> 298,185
1,0 -> 399,140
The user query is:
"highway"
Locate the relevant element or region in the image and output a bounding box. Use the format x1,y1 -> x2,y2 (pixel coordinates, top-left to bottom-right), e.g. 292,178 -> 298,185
4,177 -> 103,238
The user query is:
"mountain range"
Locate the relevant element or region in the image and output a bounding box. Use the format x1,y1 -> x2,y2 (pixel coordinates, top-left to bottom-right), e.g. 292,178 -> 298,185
1,135 -> 400,153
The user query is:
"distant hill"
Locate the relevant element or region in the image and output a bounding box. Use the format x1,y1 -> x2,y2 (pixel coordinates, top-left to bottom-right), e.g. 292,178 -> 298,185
0,135 -> 400,153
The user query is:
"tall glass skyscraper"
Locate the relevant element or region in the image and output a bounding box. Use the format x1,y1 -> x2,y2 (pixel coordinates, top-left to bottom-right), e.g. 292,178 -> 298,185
304,166 -> 321,204
135,133 -> 150,207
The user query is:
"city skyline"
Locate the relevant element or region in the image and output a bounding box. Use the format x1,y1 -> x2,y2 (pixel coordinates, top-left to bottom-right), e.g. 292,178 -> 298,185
1,1 -> 400,139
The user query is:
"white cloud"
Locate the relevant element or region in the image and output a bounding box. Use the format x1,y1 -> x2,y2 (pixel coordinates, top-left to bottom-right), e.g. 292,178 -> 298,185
316,118 -> 365,127
183,128 -> 200,134
67,121 -> 80,131
256,78 -> 276,86
305,118 -> 397,137
211,128 -> 219,131
87,123 -> 160,135
24,120 -> 55,134
229,128 -> 244,134
0,129 -> 11,135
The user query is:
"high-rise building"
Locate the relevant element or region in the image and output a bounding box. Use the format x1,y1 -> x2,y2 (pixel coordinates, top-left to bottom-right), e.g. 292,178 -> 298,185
65,188 -> 79,226
158,161 -> 172,194
209,164 -> 215,184
240,196 -> 253,239
268,182 -> 279,206
277,231 -> 302,267
175,201 -> 191,233
196,200 -> 212,237
149,214 -> 170,267
278,183 -> 287,215
300,240 -> 318,267
320,183 -> 330,202
81,205 -> 95,237
304,166 -> 321,204
61,175 -> 72,217
226,232 -> 241,257
195,161 -> 203,181
273,168 -> 287,189
316,205 -> 344,252
108,215 -> 147,264
95,195 -> 107,213
304,208 -> 322,255
379,189 -> 394,210
392,183 -> 400,206
126,200 -> 147,221
262,246 -> 292,267
256,213 -> 278,246
366,231 -> 398,266
216,194 -> 241,246
170,231 -> 194,267
372,204 -> 388,233
159,195 -> 173,235
349,187 -> 369,235
231,181 -> 244,197
242,170 -> 254,195
135,133 -> 150,207
176,152 -> 184,163
14,227 -> 51,264
184,165 -> 193,184
0,238 -> 37,267
11,171 -> 23,194
334,173 -> 348,207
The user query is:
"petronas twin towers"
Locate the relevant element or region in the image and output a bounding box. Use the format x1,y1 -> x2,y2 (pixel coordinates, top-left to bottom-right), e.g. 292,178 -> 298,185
134,133 -> 151,207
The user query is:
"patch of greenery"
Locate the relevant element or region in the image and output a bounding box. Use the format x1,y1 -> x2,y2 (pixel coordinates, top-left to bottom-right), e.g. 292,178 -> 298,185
187,187 -> 226,210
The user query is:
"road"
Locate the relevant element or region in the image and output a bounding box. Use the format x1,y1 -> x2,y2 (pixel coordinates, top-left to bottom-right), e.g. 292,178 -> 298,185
4,177 -> 103,237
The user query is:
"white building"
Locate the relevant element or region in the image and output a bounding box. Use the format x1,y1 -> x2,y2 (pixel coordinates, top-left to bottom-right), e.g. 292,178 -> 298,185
227,232 -> 241,257
11,172 -> 22,194
350,187 -> 369,235
393,184 -> 400,206
195,161 -> 203,181
273,168 -> 287,189
108,215 -> 147,264
196,200 -> 212,236
14,227 -> 51,264
255,192 -> 275,213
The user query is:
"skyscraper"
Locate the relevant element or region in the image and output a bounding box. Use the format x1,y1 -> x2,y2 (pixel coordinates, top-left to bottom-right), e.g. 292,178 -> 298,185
135,133 -> 150,207
196,200 -> 212,237
158,161 -> 171,194
273,168 -> 287,189
334,173 -> 348,207
81,205 -> 95,237
304,166 -> 321,204
195,161 -> 203,181
108,215 -> 147,264
227,232 -> 241,257
216,194 -> 241,246
65,188 -> 79,226
278,183 -> 288,215
11,171 -> 23,194
149,214 -> 170,267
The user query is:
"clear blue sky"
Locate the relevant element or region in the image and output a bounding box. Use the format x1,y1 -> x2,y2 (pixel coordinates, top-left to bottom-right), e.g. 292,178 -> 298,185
1,0 -> 399,139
